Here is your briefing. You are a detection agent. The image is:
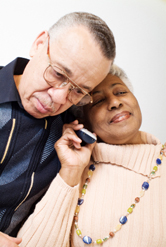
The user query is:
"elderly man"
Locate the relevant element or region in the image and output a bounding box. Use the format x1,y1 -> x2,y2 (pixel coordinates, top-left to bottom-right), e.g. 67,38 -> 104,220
0,12 -> 115,246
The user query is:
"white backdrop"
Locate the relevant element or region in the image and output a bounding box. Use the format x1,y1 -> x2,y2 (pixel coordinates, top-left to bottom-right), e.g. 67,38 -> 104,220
0,0 -> 166,142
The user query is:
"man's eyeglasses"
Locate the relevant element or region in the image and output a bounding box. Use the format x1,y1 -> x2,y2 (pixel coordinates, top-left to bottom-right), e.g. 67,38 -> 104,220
43,38 -> 93,106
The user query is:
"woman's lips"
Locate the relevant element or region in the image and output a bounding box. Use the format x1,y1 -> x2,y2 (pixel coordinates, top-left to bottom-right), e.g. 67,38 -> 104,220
110,111 -> 131,123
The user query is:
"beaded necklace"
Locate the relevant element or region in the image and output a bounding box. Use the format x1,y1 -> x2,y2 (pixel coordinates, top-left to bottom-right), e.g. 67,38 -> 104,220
74,143 -> 166,245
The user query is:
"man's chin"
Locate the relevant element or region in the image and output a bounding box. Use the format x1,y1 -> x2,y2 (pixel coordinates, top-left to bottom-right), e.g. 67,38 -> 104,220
23,100 -> 71,118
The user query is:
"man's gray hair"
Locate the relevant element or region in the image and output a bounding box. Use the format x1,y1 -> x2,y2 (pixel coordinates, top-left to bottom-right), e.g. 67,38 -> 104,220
49,12 -> 116,60
109,64 -> 133,92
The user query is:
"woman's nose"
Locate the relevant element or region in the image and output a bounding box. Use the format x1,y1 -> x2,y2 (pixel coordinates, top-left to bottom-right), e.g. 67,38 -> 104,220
107,96 -> 122,110
47,84 -> 71,104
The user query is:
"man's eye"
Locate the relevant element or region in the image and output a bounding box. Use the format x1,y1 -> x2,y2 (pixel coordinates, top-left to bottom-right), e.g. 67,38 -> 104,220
54,70 -> 66,80
73,88 -> 84,95
55,71 -> 63,77
50,66 -> 66,80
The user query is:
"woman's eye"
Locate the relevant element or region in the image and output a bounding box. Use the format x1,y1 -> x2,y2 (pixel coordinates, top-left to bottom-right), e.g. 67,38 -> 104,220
92,98 -> 104,106
116,91 -> 127,95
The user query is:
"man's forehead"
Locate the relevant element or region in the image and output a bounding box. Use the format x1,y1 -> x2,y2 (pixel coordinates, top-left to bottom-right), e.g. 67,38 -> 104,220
49,26 -> 112,92
50,25 -> 97,54
49,26 -> 96,66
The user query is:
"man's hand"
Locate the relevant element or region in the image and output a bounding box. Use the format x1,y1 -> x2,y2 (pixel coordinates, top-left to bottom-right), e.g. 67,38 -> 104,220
0,232 -> 22,246
55,120 -> 96,186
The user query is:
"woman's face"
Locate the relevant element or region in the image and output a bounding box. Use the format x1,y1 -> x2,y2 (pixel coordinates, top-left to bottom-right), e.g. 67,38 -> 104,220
84,74 -> 142,144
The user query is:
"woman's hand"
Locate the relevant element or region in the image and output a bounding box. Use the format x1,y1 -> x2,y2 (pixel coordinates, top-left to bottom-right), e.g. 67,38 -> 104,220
55,120 -> 96,186
0,232 -> 22,247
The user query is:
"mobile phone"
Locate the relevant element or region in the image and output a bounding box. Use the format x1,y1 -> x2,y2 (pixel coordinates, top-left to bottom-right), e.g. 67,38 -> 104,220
76,128 -> 97,144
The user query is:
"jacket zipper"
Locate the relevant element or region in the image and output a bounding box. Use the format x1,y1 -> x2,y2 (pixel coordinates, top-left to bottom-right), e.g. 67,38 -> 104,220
45,119 -> 47,129
0,118 -> 16,164
14,172 -> 35,211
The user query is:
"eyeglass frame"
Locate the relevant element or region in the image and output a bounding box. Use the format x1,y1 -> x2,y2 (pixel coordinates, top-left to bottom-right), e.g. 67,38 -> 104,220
43,37 -> 93,106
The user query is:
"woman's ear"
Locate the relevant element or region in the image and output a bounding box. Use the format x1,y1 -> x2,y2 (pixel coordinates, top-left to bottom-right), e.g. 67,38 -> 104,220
29,30 -> 49,57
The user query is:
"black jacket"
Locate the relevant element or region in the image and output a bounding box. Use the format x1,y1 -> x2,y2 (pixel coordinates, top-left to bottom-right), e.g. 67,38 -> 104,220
0,58 -> 72,236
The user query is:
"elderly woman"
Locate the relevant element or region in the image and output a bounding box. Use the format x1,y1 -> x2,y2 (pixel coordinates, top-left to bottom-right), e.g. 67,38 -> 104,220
18,65 -> 166,247
69,65 -> 166,246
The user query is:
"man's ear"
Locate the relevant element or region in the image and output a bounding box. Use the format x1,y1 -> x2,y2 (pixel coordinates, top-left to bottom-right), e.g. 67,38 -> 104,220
29,30 -> 49,57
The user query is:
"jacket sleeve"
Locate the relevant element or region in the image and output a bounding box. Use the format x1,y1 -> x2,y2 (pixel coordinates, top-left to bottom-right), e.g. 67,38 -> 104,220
17,173 -> 79,247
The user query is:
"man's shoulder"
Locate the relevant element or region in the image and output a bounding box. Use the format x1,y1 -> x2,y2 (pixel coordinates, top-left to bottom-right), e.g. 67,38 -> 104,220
0,57 -> 29,74
61,108 -> 75,123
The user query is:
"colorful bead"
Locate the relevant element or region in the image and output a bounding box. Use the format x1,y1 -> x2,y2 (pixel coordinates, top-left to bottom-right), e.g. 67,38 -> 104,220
103,237 -> 109,241
127,207 -> 133,214
88,170 -> 93,177
82,188 -> 86,195
74,216 -> 78,222
76,229 -> 82,236
96,239 -> 103,244
142,181 -> 149,190
78,198 -> 84,205
140,190 -> 145,197
159,154 -> 163,160
135,197 -> 140,203
109,232 -> 115,238
153,166 -> 158,171
115,223 -> 122,231
119,216 -> 128,224
83,236 -> 92,244
85,178 -> 90,183
156,158 -> 161,165
89,164 -> 95,171
75,205 -> 80,214
83,184 -> 87,189
74,147 -> 164,246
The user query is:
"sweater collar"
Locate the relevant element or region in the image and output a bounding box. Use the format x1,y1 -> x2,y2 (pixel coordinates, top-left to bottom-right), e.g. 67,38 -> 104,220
92,132 -> 162,178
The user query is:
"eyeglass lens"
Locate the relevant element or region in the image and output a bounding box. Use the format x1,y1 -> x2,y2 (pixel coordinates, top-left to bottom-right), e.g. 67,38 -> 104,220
44,65 -> 91,106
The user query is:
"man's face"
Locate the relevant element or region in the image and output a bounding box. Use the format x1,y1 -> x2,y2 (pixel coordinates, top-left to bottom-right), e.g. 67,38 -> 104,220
15,26 -> 112,118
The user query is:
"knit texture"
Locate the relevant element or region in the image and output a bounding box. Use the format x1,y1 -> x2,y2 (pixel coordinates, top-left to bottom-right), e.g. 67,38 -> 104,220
71,132 -> 166,247
18,174 -> 79,247
18,132 -> 166,247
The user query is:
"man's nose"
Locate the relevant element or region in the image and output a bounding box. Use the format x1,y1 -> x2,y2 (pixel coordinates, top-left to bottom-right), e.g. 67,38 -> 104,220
47,83 -> 71,104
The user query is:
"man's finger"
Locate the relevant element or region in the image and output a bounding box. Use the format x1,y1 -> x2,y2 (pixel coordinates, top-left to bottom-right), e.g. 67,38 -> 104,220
63,121 -> 83,132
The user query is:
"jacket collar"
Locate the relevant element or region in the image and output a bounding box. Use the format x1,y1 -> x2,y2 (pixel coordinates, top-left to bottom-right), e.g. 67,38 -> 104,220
0,57 -> 29,104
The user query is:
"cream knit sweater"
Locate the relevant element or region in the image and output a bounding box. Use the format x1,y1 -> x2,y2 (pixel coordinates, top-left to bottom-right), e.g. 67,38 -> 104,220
18,132 -> 166,247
